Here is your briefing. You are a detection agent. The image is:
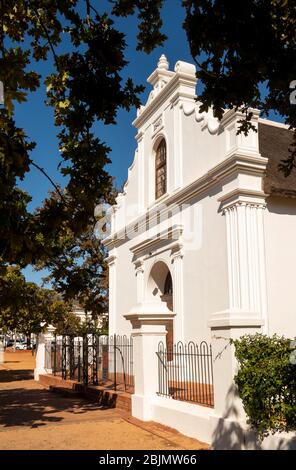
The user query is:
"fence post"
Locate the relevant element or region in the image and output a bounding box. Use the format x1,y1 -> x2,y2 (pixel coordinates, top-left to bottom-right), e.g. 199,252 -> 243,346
34,325 -> 55,380
208,312 -> 264,449
124,301 -> 175,421
0,338 -> 4,366
113,333 -> 117,391
78,339 -> 82,382
53,334 -> 57,376
83,334 -> 89,385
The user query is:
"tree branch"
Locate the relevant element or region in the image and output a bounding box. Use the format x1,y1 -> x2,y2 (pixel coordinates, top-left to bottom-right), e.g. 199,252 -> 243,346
32,8 -> 60,70
85,0 -> 91,26
87,1 -> 100,18
192,55 -> 219,79
29,160 -> 66,202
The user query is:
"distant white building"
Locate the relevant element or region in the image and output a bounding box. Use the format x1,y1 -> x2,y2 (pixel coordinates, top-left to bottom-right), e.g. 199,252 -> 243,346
71,301 -> 107,329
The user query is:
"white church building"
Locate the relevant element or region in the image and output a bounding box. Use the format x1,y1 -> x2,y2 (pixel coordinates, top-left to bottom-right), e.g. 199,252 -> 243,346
103,54 -> 296,342
101,55 -> 296,449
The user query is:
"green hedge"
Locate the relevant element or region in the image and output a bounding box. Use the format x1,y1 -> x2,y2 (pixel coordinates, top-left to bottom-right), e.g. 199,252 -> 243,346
232,334 -> 296,438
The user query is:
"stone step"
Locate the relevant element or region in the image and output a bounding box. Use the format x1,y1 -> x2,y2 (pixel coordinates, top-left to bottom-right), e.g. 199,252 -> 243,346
39,374 -> 131,413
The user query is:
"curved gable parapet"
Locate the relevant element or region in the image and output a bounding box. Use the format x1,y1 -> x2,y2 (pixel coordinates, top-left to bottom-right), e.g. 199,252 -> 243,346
181,101 -> 220,135
106,55 -> 263,240
122,148 -> 138,193
133,55 -> 197,129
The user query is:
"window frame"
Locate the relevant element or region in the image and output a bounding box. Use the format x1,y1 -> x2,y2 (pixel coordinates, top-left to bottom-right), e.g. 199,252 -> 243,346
155,139 -> 167,200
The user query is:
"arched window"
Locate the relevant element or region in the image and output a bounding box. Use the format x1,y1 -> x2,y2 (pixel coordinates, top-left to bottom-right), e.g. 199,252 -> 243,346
155,139 -> 167,199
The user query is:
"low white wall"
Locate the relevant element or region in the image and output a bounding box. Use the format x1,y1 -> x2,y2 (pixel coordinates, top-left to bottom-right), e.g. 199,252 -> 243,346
151,396 -> 214,444
211,416 -> 296,450
259,432 -> 296,450
150,396 -> 296,449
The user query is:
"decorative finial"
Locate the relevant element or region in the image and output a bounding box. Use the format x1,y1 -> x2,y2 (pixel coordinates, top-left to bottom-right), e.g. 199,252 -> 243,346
158,54 -> 169,70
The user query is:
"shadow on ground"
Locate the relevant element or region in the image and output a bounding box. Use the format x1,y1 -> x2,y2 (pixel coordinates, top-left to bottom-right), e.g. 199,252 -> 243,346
0,370 -> 34,383
0,367 -> 104,429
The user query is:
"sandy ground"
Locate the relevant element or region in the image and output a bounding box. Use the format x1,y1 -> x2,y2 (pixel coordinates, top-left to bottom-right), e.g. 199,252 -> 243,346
0,350 -> 208,450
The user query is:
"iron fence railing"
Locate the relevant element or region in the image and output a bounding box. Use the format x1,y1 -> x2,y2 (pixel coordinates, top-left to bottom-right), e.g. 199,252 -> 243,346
45,334 -> 134,392
157,340 -> 214,407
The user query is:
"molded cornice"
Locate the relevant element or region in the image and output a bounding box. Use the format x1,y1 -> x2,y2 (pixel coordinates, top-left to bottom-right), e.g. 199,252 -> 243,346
102,152 -> 268,250
130,224 -> 183,259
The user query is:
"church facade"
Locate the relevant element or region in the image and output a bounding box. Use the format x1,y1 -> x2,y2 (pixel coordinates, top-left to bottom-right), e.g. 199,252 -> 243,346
34,55 -> 296,448
103,54 -> 296,344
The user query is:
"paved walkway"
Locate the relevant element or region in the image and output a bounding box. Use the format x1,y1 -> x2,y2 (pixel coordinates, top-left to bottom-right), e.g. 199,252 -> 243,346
0,350 -> 208,450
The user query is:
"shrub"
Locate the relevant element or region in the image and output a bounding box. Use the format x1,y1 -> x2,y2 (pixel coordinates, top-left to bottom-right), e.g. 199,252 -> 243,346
232,333 -> 296,438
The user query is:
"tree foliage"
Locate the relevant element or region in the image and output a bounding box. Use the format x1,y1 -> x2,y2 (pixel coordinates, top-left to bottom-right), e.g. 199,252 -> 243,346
53,310 -> 82,336
39,220 -> 109,317
1,0 -> 294,328
182,0 -> 296,174
0,0 -> 164,321
115,0 -> 296,173
0,0 -> 162,267
54,311 -> 108,336
233,334 -> 296,439
0,266 -> 71,334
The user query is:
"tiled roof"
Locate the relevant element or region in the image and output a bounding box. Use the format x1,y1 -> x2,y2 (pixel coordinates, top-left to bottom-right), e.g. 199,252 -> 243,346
259,122 -> 296,198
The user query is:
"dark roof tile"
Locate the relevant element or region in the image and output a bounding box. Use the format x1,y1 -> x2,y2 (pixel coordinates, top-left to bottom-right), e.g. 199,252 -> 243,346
259,122 -> 296,198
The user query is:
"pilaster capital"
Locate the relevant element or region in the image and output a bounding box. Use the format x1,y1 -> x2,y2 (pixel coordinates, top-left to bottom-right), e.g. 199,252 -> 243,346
218,189 -> 267,213
135,130 -> 144,143
170,241 -> 184,262
134,259 -> 144,275
208,310 -> 264,329
106,251 -> 117,266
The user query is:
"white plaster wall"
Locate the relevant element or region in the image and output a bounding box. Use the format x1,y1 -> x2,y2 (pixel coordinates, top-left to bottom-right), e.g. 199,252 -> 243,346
149,395 -> 296,449
113,240 -> 137,336
182,194 -> 229,343
116,151 -> 140,232
181,112 -> 224,187
117,107 -> 227,219
113,186 -> 229,344
151,396 -> 214,444
264,196 -> 296,337
142,99 -> 178,208
150,396 -> 296,448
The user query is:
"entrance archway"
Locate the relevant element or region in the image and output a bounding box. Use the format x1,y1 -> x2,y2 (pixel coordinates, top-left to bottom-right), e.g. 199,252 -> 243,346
147,261 -> 174,347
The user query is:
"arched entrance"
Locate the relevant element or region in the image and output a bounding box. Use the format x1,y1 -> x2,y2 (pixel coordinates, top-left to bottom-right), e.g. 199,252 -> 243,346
147,261 -> 174,347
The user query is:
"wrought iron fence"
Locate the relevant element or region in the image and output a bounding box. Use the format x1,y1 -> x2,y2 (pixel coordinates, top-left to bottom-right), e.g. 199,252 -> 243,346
45,334 -> 134,392
157,340 -> 214,407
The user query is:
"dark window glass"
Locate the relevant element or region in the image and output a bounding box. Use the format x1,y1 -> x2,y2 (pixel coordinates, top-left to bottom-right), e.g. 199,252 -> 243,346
164,272 -> 173,295
155,139 -> 167,199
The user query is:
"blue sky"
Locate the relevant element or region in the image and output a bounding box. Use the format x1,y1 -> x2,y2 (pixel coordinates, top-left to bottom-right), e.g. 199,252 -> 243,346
17,1 -> 192,207
19,0 -> 193,285
18,1 -> 283,285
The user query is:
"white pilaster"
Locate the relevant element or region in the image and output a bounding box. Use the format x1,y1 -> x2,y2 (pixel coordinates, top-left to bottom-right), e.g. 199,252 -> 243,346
222,201 -> 268,331
107,251 -> 117,336
125,302 -> 175,421
134,260 -> 145,303
111,206 -> 117,234
137,133 -> 145,213
173,102 -> 183,190
171,243 -> 184,342
209,318 -> 264,449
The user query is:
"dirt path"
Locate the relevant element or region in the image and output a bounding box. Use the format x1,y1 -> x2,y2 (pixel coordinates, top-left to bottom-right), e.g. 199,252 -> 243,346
0,350 -> 208,450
